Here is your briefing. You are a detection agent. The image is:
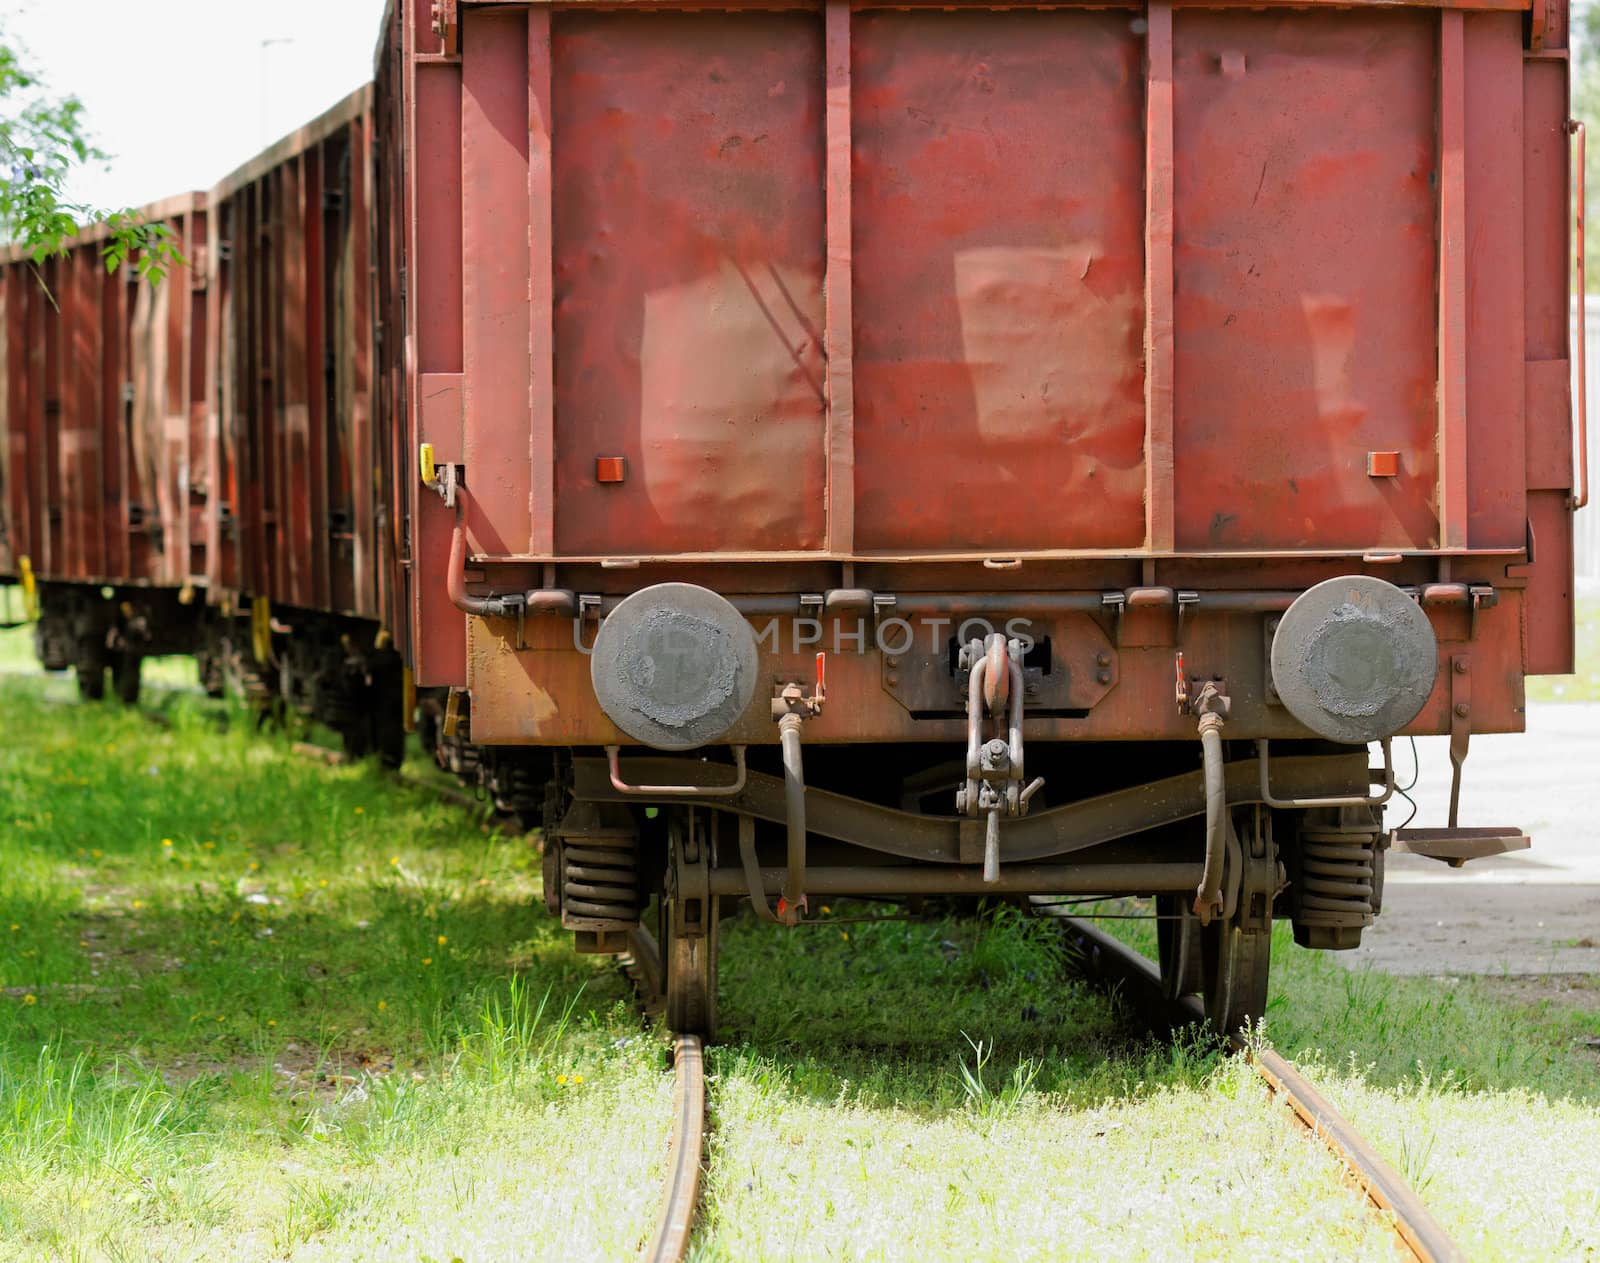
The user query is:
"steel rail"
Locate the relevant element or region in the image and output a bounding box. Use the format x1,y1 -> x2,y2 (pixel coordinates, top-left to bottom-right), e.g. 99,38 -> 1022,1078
618,928 -> 704,1263
642,1033 -> 706,1263
1037,904 -> 1465,1263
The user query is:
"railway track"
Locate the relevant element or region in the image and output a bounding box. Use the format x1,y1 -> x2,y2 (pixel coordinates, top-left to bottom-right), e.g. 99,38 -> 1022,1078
24,674 -> 1465,1258
617,926 -> 706,1263
1040,902 -> 1466,1263
620,902 -> 1465,1263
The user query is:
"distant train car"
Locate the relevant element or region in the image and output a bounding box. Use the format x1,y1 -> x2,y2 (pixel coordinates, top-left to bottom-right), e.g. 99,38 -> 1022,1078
0,193 -> 211,700
380,0 -> 1585,1035
205,86 -> 406,761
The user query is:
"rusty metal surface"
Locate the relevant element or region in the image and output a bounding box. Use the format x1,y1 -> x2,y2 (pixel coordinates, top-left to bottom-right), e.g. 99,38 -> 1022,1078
207,87 -> 379,621
551,11 -> 828,557
0,195 -> 208,590
463,592 -> 1528,745
1172,11 -> 1440,552
850,9 -> 1147,553
570,749 -> 1369,863
382,0 -> 1578,744
591,584 -> 760,750
1270,577 -> 1440,744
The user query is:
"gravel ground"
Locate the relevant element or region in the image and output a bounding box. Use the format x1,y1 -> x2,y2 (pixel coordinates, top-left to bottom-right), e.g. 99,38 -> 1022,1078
1341,702 -> 1600,976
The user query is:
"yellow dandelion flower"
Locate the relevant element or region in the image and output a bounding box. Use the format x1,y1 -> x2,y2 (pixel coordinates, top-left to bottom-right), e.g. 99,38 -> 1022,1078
216,1015 -> 226,1022
436,935 -> 448,946
203,841 -> 216,850
161,839 -> 173,848
318,879 -> 328,888
421,957 -> 433,966
8,924 -> 17,933
78,940 -> 88,948
248,861 -> 259,871
131,901 -> 143,910
91,849 -> 103,858
390,856 -> 401,866
820,905 -> 832,915
573,1074 -> 584,1085
556,1074 -> 567,1085
841,931 -> 849,941
267,1019 -> 277,1027
377,1000 -> 387,1011
22,994 -> 36,1006
354,807 -> 365,815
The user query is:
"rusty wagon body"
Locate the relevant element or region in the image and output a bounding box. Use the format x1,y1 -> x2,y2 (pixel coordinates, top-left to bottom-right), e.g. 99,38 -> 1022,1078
0,0 -> 1585,1035
378,0 -> 1584,1031
0,194 -> 213,695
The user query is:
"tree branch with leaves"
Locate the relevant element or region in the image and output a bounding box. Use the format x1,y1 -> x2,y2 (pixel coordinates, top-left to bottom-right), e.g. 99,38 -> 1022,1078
0,37 -> 184,283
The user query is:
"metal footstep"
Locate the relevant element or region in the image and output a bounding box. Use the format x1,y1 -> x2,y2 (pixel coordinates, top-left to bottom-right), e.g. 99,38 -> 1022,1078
1391,827 -> 1531,868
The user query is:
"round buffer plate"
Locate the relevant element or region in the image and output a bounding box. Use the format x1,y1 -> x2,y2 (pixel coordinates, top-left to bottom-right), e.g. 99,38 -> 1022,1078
1270,575 -> 1439,745
590,583 -> 758,751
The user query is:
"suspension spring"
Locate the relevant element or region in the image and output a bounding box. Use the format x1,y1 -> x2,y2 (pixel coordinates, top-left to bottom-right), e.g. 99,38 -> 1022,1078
1296,827 -> 1378,928
561,835 -> 643,926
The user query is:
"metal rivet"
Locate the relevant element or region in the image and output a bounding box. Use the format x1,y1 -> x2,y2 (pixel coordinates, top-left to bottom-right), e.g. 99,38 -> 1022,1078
1096,652 -> 1111,668
1453,659 -> 1468,673
1454,703 -> 1470,717
1097,669 -> 1113,685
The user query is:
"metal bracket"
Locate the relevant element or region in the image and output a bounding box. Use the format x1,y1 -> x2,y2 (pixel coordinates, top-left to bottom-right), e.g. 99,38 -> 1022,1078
672,810 -> 711,939
1101,591 -> 1126,645
1176,590 -> 1199,641
1256,737 -> 1395,810
1447,654 -> 1471,829
1467,586 -> 1494,642
606,746 -> 748,798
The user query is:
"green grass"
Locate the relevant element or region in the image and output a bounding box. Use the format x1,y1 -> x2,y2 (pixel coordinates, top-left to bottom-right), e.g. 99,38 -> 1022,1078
1,618 -> 1598,1259
697,905 -> 1600,1260
0,675 -> 667,1261
1526,595 -> 1600,702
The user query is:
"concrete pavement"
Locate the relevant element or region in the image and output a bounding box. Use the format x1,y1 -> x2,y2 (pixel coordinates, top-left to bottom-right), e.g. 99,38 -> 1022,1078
1339,702 -> 1600,975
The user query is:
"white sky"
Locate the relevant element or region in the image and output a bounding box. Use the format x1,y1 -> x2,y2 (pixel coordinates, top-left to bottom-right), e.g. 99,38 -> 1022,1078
3,0 -> 390,212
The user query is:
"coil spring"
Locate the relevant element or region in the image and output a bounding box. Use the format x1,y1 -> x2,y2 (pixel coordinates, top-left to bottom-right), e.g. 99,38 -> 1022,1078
1297,828 -> 1377,927
488,760 -> 545,820
561,836 -> 642,925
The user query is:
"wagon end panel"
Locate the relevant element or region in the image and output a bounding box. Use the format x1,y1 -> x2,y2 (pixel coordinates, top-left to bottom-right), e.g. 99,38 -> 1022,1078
550,11 -> 830,558
851,9 -> 1149,554
1171,11 -> 1442,553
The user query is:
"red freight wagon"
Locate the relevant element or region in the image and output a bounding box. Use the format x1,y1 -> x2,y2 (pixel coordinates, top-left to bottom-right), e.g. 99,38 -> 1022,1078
383,0 -> 1585,1034
206,86 -> 407,758
0,193 -> 213,699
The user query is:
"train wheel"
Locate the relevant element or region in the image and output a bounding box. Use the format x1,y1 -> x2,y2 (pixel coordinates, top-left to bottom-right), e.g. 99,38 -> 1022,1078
663,809 -> 718,1039
1156,895 -> 1203,1001
1199,921 -> 1271,1037
112,653 -> 142,705
1199,810 -> 1274,1037
75,648 -> 106,701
